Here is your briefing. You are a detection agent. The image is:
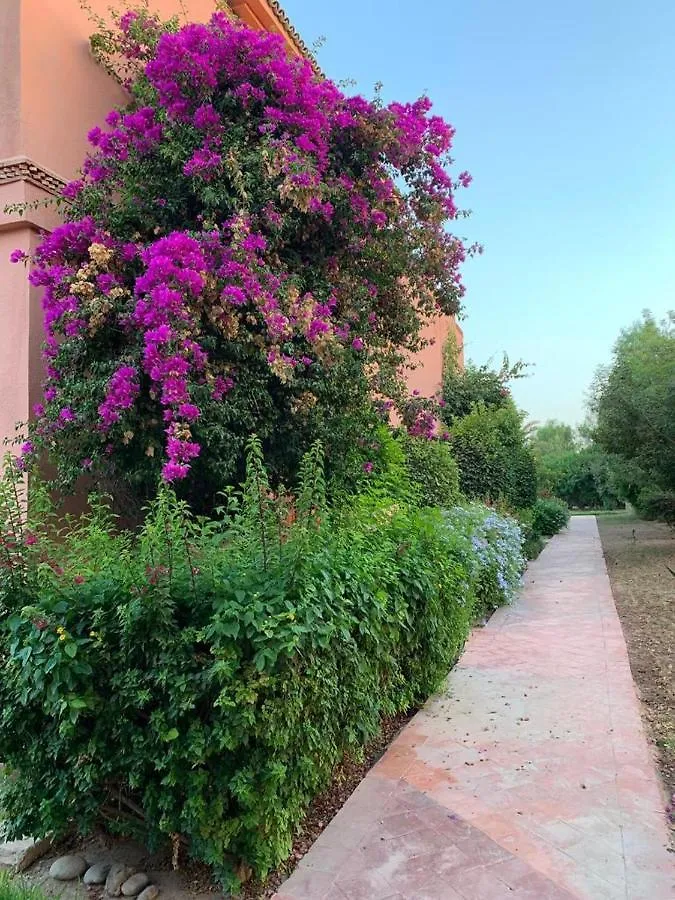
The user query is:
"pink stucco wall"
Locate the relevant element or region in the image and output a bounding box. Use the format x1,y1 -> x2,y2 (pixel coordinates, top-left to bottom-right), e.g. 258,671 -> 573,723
405,315 -> 464,399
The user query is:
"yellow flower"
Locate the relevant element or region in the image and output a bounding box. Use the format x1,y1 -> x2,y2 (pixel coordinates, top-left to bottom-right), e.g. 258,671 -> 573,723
59,634 -> 66,642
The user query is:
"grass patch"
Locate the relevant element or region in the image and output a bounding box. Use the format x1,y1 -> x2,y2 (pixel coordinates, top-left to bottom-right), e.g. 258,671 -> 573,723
0,871 -> 47,900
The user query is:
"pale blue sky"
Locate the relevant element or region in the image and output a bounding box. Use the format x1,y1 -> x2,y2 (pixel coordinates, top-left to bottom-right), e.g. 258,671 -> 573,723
283,0 -> 675,426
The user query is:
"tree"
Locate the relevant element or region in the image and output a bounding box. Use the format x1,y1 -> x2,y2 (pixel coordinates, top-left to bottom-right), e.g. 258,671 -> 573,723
440,340 -> 527,421
530,421 -> 622,508
14,9 -> 475,511
529,420 -> 577,458
591,311 -> 675,495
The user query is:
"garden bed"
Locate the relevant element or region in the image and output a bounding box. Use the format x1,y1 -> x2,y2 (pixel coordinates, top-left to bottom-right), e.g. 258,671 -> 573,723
597,511 -> 675,835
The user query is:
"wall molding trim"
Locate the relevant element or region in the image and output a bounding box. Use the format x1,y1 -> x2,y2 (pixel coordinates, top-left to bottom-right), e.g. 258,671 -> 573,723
0,156 -> 66,196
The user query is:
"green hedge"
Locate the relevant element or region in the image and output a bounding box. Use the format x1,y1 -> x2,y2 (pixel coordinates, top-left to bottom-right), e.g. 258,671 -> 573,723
449,403 -> 537,509
0,445 -> 523,889
531,497 -> 570,537
400,434 -> 461,508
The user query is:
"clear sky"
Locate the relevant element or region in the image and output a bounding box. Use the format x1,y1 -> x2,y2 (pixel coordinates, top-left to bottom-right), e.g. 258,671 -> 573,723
282,0 -> 675,427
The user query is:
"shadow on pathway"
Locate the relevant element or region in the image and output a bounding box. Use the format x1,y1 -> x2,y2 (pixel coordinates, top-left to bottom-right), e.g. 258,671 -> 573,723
275,516 -> 675,900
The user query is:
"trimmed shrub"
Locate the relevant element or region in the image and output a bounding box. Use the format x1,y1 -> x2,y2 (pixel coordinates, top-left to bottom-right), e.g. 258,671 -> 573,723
0,445 -> 523,889
513,507 -> 546,560
449,402 -> 537,509
531,497 -> 569,537
400,434 -> 461,509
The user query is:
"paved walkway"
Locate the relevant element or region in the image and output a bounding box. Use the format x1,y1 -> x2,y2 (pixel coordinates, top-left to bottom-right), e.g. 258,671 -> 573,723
275,517 -> 674,899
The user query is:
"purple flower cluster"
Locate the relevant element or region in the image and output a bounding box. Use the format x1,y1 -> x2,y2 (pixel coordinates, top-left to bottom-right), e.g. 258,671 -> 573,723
99,366 -> 140,428
14,12 -> 472,484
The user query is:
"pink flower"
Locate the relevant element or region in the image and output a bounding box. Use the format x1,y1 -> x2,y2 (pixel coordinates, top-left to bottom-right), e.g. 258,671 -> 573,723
62,180 -> 84,200
212,376 -> 234,401
162,460 -> 190,482
10,249 -> 28,264
177,403 -> 200,422
351,337 -> 364,351
24,532 -> 38,546
363,461 -> 374,473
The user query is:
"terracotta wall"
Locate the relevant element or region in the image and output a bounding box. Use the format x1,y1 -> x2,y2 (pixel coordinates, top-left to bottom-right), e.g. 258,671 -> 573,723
405,315 -> 464,399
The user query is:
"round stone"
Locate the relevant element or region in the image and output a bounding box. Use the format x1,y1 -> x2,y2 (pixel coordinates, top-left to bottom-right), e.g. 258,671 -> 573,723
83,862 -> 112,885
137,884 -> 160,900
49,854 -> 88,881
106,864 -> 136,897
121,873 -> 150,896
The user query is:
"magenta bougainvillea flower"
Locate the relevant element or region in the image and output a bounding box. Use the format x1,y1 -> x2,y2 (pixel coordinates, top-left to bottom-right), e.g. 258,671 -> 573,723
13,10 -> 474,493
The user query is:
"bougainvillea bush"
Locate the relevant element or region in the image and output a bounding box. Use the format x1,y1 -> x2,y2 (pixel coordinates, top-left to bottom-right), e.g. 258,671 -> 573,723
0,443 -> 522,888
14,8 -> 474,509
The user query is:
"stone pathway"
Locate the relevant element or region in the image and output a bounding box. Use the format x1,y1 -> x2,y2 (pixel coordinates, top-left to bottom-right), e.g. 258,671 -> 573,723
275,517 -> 675,899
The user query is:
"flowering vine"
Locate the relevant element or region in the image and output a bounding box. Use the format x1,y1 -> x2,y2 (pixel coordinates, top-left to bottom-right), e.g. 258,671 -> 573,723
13,9 -> 474,500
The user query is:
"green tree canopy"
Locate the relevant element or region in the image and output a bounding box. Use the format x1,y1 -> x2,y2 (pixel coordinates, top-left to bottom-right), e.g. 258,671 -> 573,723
529,420 -> 577,458
591,311 -> 675,493
440,339 -> 527,421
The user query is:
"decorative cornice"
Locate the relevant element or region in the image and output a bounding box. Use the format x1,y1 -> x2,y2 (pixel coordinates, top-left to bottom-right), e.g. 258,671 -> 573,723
265,0 -> 320,73
228,0 -> 321,75
0,157 -> 66,197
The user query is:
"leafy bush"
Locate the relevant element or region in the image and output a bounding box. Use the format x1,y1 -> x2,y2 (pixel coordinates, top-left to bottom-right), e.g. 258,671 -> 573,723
531,497 -> 569,537
634,488 -> 675,526
522,532 -> 546,560
399,434 -> 461,509
13,10 -> 475,512
513,508 -> 546,560
0,445 -> 522,889
448,402 -> 537,509
530,422 -> 623,509
440,345 -> 526,421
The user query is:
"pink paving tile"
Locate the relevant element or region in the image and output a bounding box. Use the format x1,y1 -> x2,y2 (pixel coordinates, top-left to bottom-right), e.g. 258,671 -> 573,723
334,870 -> 394,900
276,518 -> 675,899
273,868 -> 337,899
411,880 -> 465,900
441,863 -> 521,899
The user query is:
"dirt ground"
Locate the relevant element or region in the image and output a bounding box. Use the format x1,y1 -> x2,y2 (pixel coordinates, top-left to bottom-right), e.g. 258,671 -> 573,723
596,511 -> 675,833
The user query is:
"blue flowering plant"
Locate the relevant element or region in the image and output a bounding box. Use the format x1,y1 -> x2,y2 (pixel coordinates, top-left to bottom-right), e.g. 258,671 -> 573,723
443,504 -> 525,615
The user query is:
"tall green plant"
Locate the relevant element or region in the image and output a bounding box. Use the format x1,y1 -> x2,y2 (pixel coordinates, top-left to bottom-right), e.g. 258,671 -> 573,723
0,450 -> 522,890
